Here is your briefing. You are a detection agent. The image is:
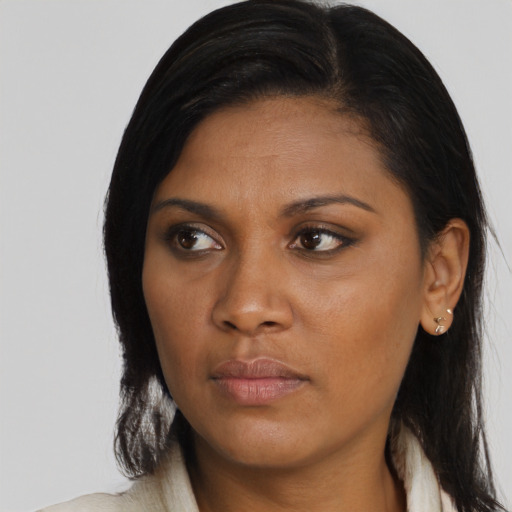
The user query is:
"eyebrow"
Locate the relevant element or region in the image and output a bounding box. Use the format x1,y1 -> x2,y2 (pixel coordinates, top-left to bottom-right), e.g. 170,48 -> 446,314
151,194 -> 376,219
281,194 -> 376,216
151,198 -> 224,219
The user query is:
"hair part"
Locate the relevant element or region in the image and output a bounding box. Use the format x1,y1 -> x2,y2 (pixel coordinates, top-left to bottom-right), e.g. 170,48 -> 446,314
104,1 -> 503,510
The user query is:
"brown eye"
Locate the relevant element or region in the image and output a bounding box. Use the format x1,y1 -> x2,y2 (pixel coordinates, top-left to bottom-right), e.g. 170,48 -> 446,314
300,231 -> 323,250
177,230 -> 200,249
291,228 -> 350,253
168,227 -> 222,252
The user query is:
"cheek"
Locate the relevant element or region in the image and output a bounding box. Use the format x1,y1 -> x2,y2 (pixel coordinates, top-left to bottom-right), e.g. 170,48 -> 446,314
302,246 -> 423,409
142,262 -> 214,400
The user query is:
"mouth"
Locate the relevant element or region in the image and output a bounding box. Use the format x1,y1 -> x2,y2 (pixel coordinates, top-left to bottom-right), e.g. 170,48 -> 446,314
211,358 -> 308,405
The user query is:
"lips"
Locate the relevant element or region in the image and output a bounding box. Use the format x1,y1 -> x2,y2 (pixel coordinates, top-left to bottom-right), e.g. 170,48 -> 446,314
211,359 -> 308,405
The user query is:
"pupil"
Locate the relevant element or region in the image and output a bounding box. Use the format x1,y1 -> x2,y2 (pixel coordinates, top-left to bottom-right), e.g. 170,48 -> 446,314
301,231 -> 321,249
178,231 -> 197,249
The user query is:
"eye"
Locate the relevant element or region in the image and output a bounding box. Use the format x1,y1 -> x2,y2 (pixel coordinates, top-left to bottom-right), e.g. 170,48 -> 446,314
166,225 -> 222,252
290,227 -> 351,253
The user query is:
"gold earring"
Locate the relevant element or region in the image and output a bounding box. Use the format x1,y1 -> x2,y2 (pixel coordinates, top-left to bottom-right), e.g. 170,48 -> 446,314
434,309 -> 452,334
434,316 -> 446,335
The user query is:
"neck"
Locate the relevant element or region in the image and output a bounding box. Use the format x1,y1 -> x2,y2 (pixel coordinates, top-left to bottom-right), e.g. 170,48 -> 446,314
188,430 -> 406,512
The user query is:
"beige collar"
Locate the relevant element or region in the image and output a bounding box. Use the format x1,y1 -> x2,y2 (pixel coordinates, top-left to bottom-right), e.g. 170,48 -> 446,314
390,426 -> 456,512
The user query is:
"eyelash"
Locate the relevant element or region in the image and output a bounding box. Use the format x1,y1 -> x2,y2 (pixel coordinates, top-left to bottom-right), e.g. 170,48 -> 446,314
163,224 -> 354,256
163,224 -> 222,255
289,226 -> 354,255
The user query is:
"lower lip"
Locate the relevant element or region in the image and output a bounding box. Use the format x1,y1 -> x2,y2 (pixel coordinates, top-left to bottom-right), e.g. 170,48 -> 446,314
212,377 -> 305,405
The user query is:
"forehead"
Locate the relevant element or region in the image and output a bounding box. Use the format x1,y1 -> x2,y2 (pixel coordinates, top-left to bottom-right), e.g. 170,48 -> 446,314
153,96 -> 410,218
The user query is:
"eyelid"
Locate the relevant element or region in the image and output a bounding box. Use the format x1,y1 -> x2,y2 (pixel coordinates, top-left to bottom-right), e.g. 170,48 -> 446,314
161,221 -> 354,255
289,224 -> 355,253
163,222 -> 224,251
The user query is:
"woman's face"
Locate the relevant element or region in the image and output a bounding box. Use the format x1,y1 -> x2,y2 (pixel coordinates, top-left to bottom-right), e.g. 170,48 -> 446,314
143,97 -> 428,469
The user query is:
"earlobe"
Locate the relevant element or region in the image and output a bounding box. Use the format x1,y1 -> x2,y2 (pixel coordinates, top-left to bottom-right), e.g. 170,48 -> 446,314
420,219 -> 470,336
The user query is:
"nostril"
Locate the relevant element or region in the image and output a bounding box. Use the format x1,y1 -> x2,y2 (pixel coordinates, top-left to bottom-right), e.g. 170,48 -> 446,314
222,320 -> 278,332
224,321 -> 238,330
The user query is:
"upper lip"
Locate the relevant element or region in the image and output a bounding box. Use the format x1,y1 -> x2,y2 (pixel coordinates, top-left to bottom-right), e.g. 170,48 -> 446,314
211,358 -> 308,380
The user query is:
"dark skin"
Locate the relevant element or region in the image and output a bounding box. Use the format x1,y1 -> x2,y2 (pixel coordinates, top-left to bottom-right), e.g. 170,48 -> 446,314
143,97 -> 469,511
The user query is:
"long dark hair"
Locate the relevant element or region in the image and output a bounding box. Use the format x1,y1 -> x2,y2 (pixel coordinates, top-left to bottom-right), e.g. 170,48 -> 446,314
103,1 -> 503,510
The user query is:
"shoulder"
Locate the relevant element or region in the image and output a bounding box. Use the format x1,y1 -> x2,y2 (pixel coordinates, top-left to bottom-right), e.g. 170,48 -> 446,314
37,483 -> 164,512
37,479 -> 169,512
38,492 -> 124,512
37,442 -> 199,512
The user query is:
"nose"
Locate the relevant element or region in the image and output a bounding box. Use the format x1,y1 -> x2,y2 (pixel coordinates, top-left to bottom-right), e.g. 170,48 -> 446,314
211,251 -> 294,336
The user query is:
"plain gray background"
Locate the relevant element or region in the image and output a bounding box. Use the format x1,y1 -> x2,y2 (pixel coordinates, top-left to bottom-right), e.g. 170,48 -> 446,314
1,0 -> 510,510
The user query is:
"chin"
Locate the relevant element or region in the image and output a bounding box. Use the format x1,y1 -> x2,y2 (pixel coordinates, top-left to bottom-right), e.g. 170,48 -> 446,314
194,417 -> 318,469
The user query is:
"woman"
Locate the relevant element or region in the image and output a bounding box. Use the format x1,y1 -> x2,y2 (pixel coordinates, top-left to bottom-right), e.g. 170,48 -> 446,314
40,0 -> 505,510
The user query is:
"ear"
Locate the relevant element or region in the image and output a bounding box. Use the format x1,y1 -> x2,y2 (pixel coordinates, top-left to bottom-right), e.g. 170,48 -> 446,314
420,219 -> 470,335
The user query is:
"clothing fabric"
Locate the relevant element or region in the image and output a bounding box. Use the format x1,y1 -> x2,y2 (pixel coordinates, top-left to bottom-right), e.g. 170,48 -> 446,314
39,427 -> 457,512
